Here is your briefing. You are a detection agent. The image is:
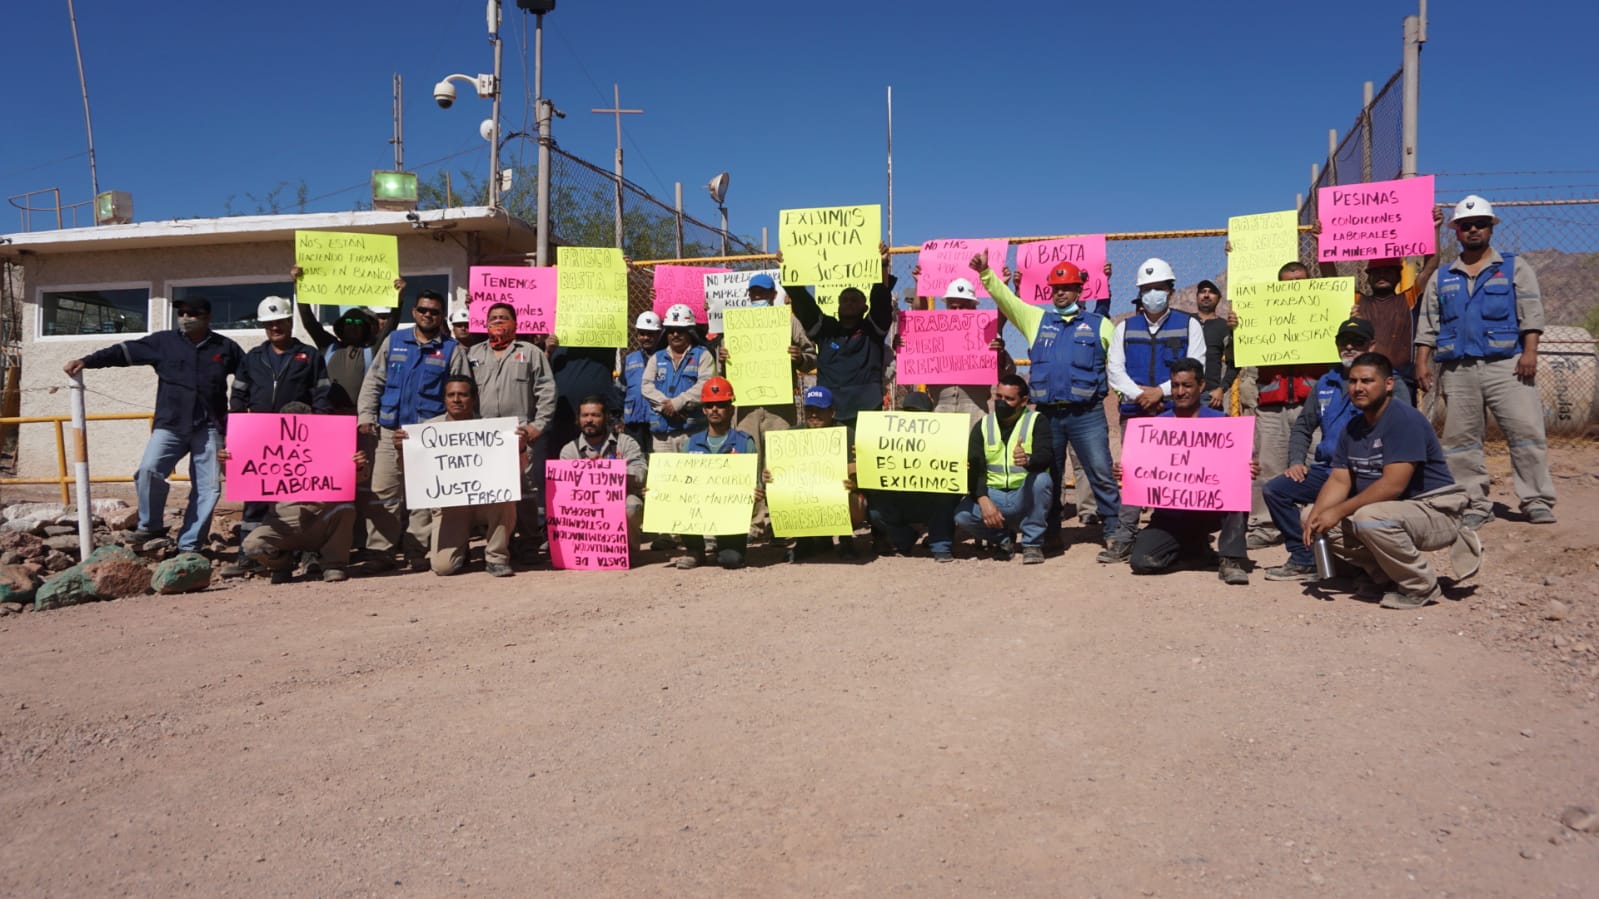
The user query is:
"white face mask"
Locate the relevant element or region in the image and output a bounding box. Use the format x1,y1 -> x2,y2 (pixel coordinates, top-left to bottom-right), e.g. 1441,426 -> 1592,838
1056,301 -> 1079,316
1141,289 -> 1170,315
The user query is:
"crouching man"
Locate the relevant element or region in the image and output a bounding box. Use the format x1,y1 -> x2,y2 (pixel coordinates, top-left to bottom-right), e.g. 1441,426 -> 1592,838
1303,353 -> 1483,609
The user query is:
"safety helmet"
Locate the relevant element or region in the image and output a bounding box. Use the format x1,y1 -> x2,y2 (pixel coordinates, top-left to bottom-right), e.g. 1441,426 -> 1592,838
942,278 -> 979,302
257,296 -> 293,323
1046,263 -> 1086,288
1135,258 -> 1176,287
366,306 -> 390,315
701,376 -> 735,403
1450,194 -> 1499,225
635,310 -> 662,331
663,303 -> 697,328
448,307 -> 471,326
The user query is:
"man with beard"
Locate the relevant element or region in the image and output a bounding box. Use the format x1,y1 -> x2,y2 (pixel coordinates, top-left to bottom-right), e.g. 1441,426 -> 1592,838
1414,195 -> 1556,528
1305,353 -> 1481,609
559,396 -> 647,555
674,377 -> 759,570
954,374 -> 1054,564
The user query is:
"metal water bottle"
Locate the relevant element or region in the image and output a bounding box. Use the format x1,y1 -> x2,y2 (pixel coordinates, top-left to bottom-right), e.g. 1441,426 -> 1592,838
1312,534 -> 1337,581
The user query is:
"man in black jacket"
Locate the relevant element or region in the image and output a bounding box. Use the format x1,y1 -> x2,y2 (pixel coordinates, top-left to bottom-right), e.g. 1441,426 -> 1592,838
64,296 -> 244,552
785,242 -> 896,439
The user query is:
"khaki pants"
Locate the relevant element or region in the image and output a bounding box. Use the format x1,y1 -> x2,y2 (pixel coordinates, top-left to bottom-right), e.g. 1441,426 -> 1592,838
368,426 -> 432,560
242,501 -> 356,571
735,405 -> 792,536
428,501 -> 516,575
1326,488 -> 1472,596
652,431 -> 691,454
1248,402 -> 1304,542
1439,356 -> 1556,516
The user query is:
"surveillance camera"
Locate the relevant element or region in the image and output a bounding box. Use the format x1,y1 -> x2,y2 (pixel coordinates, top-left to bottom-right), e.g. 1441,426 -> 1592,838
433,81 -> 456,109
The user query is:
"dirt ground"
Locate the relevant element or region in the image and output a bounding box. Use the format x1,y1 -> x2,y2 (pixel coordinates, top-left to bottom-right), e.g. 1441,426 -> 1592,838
2,445 -> 1597,897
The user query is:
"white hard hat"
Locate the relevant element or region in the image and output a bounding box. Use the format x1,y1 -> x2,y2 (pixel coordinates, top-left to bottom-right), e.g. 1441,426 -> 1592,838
635,310 -> 662,331
1450,194 -> 1499,225
367,306 -> 390,315
1135,258 -> 1176,287
942,278 -> 978,303
257,296 -> 293,323
663,303 -> 697,327
448,307 -> 470,326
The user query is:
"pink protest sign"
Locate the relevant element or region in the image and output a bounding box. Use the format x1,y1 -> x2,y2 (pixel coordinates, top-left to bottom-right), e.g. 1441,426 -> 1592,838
1317,175 -> 1436,263
915,238 -> 1010,299
896,310 -> 1001,386
1017,235 -> 1108,304
652,265 -> 729,324
1119,416 -> 1254,513
546,458 -> 631,570
468,265 -> 557,334
224,413 -> 357,502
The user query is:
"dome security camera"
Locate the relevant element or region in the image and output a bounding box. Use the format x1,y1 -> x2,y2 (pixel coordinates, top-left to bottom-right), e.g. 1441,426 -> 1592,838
433,80 -> 457,109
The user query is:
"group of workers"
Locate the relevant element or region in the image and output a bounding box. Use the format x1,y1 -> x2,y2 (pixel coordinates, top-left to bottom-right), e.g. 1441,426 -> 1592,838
63,194 -> 1554,609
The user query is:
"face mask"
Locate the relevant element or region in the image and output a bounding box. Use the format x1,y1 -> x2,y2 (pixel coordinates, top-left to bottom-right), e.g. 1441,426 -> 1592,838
1141,289 -> 1170,314
1056,301 -> 1080,316
177,316 -> 203,335
487,320 -> 515,349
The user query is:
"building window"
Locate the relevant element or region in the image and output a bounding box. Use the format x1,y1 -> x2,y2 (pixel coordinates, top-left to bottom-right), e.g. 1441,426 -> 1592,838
40,287 -> 150,336
172,281 -> 295,331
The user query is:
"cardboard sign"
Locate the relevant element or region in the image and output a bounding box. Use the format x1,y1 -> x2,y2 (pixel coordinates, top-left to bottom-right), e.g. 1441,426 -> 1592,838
401,416 -> 522,510
1317,175 -> 1437,262
641,453 -> 759,536
1120,416 -> 1254,512
896,310 -> 1000,386
915,238 -> 1010,298
652,265 -> 728,325
224,413 -> 357,502
852,411 -> 968,493
1017,235 -> 1108,304
546,458 -> 630,570
1230,277 -> 1353,367
467,265 -> 557,334
1227,210 -> 1299,287
704,269 -> 783,332
765,428 -> 854,538
779,204 -> 882,287
555,247 -> 629,348
294,231 -> 400,307
722,305 -> 794,407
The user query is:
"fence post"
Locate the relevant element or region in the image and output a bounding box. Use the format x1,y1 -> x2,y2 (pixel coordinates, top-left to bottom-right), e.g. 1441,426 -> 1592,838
674,182 -> 684,259
68,373 -> 92,557
1401,13 -> 1423,177
1361,81 -> 1374,183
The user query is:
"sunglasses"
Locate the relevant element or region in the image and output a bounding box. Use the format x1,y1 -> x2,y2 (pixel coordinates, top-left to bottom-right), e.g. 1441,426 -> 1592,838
1455,219 -> 1494,232
703,401 -> 732,410
413,306 -> 443,316
175,309 -> 207,318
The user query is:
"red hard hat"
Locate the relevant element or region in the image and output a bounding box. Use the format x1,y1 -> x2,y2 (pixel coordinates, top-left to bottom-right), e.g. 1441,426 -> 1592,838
702,376 -> 735,403
1046,262 -> 1086,287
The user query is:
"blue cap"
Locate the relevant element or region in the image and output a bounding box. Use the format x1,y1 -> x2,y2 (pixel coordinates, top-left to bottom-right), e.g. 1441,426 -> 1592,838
748,273 -> 776,290
802,386 -> 834,408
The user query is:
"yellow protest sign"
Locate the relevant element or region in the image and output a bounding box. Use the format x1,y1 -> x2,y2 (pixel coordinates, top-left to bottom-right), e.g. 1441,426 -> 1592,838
555,246 -> 628,347
765,428 -> 853,538
641,453 -> 759,536
811,281 -> 855,317
1230,276 -> 1353,367
779,205 -> 881,288
293,231 -> 400,307
852,411 -> 968,493
722,305 -> 793,407
1226,210 -> 1299,287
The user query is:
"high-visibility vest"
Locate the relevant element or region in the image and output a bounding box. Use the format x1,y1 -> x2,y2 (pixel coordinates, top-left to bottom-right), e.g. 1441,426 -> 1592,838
982,408 -> 1036,491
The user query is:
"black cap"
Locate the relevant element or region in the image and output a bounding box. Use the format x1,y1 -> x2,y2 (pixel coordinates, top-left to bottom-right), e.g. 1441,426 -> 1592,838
1335,317 -> 1376,345
172,296 -> 211,314
1196,279 -> 1221,294
901,391 -> 934,412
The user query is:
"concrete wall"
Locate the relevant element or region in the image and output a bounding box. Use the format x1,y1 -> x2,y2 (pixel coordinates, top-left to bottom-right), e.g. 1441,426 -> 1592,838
17,235 -> 469,481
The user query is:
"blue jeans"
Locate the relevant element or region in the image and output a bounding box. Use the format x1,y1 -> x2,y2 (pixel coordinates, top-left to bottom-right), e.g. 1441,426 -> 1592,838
1262,465 -> 1331,567
135,426 -> 222,551
867,491 -> 957,554
954,471 -> 1054,548
1039,403 -> 1124,544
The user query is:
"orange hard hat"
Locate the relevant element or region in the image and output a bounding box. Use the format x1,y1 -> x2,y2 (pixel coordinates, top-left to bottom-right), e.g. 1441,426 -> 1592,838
702,376 -> 735,403
1046,262 -> 1086,287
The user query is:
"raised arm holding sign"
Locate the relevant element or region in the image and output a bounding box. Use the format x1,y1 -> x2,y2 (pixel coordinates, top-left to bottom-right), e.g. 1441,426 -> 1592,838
294,231 -> 400,307
468,265 -> 557,334
1230,277 -> 1355,367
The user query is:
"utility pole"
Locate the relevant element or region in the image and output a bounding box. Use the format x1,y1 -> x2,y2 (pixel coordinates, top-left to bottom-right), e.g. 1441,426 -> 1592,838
390,74 -> 404,170
1401,0 -> 1427,178
592,83 -> 643,249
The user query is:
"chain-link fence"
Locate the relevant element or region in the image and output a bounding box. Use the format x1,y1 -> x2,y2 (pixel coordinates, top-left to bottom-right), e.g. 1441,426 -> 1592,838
1300,69 -> 1405,226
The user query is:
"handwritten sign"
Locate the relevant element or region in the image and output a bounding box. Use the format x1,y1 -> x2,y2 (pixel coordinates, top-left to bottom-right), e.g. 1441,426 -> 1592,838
224,413 -> 356,502
555,247 -> 629,347
401,416 -> 522,510
722,305 -> 794,406
1230,277 -> 1353,367
1227,210 -> 1299,286
896,310 -> 999,386
641,453 -> 759,536
1017,235 -> 1108,305
293,231 -> 399,307
916,238 -> 1010,298
546,458 -> 630,570
765,428 -> 853,538
468,265 -> 556,333
1120,416 -> 1254,512
1317,175 -> 1436,262
704,269 -> 783,332
652,265 -> 727,325
779,204 -> 881,287
853,411 -> 969,494
811,282 -> 854,317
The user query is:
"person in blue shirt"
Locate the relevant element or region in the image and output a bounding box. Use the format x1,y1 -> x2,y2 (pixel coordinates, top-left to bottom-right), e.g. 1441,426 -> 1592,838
674,377 -> 759,570
1113,358 -> 1254,584
618,310 -> 662,458
1304,353 -> 1483,610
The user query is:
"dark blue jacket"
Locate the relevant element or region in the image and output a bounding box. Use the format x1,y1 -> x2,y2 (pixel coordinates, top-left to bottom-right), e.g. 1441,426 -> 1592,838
229,339 -> 333,414
685,427 -> 756,455
1435,253 -> 1521,361
79,330 -> 244,436
1029,310 -> 1108,405
1119,310 -> 1193,416
372,329 -> 458,429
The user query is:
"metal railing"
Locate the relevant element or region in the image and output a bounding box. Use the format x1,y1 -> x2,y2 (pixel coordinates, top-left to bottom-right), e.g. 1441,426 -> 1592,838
0,412 -> 180,503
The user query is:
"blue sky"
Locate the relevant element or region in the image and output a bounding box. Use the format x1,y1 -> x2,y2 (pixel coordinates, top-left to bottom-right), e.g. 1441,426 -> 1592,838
5,0 -> 1596,246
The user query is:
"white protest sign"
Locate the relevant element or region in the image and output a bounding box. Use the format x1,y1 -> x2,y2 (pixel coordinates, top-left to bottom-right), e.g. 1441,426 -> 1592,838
704,269 -> 784,332
401,416 -> 523,510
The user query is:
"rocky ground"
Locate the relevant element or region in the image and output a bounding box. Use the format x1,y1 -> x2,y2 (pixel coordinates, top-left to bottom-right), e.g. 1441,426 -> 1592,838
0,445 -> 1595,896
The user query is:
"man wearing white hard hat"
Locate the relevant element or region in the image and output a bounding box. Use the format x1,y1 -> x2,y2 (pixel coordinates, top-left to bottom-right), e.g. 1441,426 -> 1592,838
448,306 -> 481,349
619,310 -> 664,457
921,277 -> 1016,426
642,303 -> 715,452
1415,195 -> 1557,527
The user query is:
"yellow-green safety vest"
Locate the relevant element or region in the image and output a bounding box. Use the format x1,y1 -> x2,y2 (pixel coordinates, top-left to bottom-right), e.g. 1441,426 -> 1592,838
982,408 -> 1036,491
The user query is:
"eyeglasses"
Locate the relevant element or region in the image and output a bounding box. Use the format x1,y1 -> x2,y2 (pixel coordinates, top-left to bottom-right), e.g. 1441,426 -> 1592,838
175,310 -> 206,318
703,401 -> 731,410
413,306 -> 443,317
1456,219 -> 1494,232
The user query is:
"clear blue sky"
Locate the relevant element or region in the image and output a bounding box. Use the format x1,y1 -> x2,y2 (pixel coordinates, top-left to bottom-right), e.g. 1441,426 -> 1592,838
5,0 -> 1596,244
